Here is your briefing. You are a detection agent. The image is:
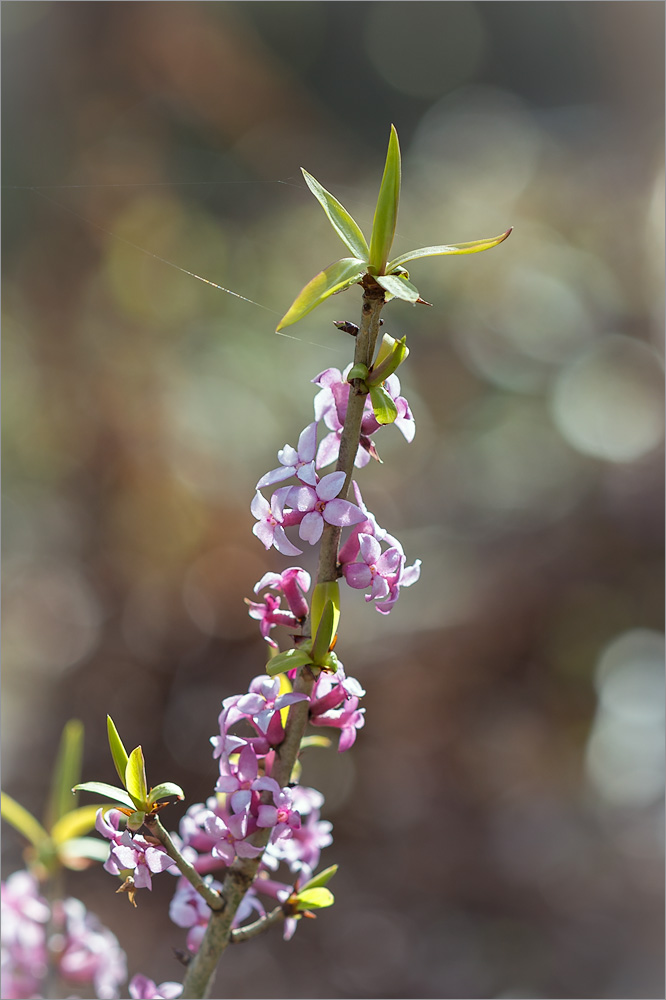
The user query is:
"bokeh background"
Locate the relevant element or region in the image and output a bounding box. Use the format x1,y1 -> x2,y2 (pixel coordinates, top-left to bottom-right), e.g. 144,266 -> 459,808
2,3 -> 664,998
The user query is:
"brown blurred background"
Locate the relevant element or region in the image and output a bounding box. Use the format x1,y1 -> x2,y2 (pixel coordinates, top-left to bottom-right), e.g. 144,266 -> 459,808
2,3 -> 664,998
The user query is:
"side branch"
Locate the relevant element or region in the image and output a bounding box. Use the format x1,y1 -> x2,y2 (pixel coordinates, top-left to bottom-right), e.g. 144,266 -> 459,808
230,905 -> 285,944
145,816 -> 224,912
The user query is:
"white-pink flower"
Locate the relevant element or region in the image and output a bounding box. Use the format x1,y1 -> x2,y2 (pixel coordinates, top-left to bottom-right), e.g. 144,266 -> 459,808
286,472 -> 365,546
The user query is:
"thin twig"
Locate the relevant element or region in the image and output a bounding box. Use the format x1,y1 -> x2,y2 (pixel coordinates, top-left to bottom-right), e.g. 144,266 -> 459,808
145,816 -> 224,911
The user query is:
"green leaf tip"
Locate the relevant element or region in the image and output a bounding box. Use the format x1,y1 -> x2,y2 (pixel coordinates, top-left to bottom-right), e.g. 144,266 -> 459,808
295,886 -> 335,910
311,599 -> 340,665
301,168 -> 369,261
387,227 -> 512,272
125,747 -> 148,808
106,716 -> 129,787
368,124 -> 402,276
276,258 -> 366,332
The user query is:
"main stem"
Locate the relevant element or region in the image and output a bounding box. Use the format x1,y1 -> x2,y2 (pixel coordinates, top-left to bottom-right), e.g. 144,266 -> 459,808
179,285 -> 385,999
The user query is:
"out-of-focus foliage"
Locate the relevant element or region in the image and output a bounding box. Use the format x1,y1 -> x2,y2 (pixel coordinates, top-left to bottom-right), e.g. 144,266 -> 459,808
2,3 -> 663,998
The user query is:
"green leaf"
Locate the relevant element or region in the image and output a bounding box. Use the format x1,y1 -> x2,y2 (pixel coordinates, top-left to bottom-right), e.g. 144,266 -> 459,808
299,864 -> 338,892
310,581 -> 340,641
107,716 -> 129,787
299,735 -> 332,751
51,804 -> 104,846
374,273 -> 420,303
368,124 -> 401,275
346,363 -> 369,382
46,719 -> 84,830
367,336 -> 408,386
295,886 -> 335,911
58,836 -> 111,867
72,781 -> 136,810
311,600 -> 340,666
387,228 -> 512,271
125,747 -> 148,807
301,169 -> 369,260
266,648 -> 314,678
1,792 -> 50,848
276,258 -> 366,332
127,810 -> 146,831
369,384 -> 398,425
147,782 -> 185,806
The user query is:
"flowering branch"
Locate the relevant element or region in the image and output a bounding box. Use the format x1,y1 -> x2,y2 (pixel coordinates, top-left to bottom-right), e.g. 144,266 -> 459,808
144,816 -> 223,912
3,125 -> 510,1000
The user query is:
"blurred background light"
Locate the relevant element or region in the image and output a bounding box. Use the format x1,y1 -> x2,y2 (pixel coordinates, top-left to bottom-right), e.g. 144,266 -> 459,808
550,335 -> 665,462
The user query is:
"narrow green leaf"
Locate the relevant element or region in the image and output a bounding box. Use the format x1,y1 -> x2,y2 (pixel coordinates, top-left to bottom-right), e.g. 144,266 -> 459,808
374,273 -> 420,303
369,385 -> 398,425
58,836 -> 111,866
387,228 -> 512,271
107,716 -> 130,787
295,886 -> 335,911
367,336 -> 408,386
276,258 -> 366,332
310,581 -> 340,642
51,804 -> 104,846
1,792 -> 50,848
368,124 -> 401,275
266,648 -> 314,678
299,864 -> 338,892
147,782 -> 185,806
311,600 -> 340,666
72,781 -> 136,810
301,169 -> 369,260
125,747 -> 148,807
46,719 -> 84,830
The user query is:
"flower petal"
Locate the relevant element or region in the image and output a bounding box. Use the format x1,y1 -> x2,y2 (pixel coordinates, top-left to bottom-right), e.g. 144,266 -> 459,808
272,526 -> 303,556
323,499 -> 365,527
299,511 -> 324,545
316,471 -> 346,501
297,422 -> 318,462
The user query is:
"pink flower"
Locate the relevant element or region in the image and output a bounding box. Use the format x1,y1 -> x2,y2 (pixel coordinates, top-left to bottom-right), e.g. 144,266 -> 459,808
343,533 -> 403,602
286,472 -> 365,546
251,487 -> 303,556
53,897 -> 127,999
104,830 -> 177,889
246,592 -> 300,648
129,975 -> 182,999
256,422 -> 318,488
254,566 -> 311,621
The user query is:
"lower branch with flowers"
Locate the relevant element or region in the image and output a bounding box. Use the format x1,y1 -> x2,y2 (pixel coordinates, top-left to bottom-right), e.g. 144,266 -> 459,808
1,125 -> 509,1000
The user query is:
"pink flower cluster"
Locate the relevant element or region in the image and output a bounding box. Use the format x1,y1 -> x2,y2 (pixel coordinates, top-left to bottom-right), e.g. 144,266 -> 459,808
0,870 -> 127,999
250,366 -> 420,617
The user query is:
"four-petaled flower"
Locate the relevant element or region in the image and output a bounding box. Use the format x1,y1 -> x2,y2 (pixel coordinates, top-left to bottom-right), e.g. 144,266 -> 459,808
251,486 -> 303,555
257,422 -> 318,489
286,472 -> 365,546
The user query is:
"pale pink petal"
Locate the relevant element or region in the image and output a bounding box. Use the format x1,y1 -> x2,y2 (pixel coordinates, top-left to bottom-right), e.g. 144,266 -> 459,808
299,511 -> 324,545
287,485 -> 317,512
316,432 -> 341,469
359,533 -> 382,565
272,526 -> 303,556
323,499 -> 365,527
296,461 -> 318,486
316,471 -> 346,501
250,492 -> 270,519
297,422 -> 317,461
253,521 -> 275,550
256,466 -> 293,489
277,444 -> 299,466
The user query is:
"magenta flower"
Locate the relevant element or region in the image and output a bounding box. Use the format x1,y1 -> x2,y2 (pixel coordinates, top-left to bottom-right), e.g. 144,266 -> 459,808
251,486 -> 303,556
256,785 -> 302,841
204,811 -> 264,863
246,592 -> 300,648
104,830 -> 177,889
129,975 -> 182,999
343,533 -> 403,601
216,744 -> 282,812
1,870 -> 49,1000
286,472 -> 365,546
256,422 -> 318,488
254,566 -> 311,621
